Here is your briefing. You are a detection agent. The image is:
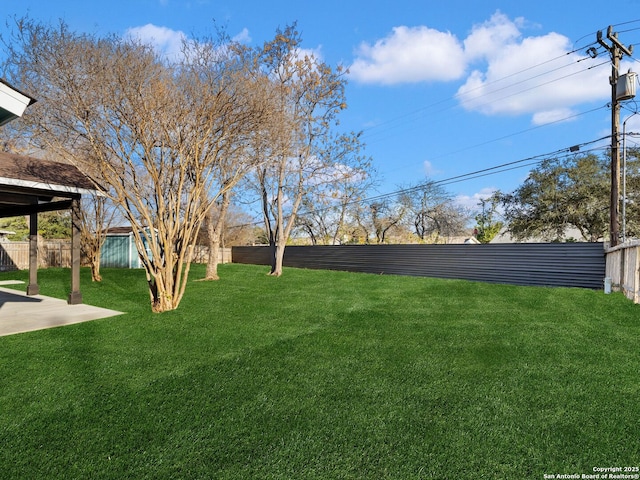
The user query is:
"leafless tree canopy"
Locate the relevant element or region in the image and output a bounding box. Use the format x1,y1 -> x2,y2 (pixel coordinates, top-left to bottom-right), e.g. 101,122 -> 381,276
247,25 -> 372,275
2,18 -> 271,311
398,181 -> 470,243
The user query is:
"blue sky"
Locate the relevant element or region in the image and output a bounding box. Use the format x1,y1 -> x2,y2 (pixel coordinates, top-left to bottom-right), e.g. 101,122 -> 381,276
5,0 -> 640,211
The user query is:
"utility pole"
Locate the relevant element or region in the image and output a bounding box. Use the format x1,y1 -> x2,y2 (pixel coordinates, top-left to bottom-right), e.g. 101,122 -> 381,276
597,26 -> 633,247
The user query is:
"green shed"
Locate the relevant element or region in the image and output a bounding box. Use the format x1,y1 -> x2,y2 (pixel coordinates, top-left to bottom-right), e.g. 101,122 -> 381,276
100,227 -> 152,268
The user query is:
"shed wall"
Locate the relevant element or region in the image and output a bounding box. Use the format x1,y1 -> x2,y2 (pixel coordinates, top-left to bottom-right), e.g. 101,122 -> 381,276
101,234 -> 141,268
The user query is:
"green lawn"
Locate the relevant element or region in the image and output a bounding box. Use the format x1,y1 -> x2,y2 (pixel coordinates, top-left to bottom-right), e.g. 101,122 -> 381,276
0,264 -> 638,479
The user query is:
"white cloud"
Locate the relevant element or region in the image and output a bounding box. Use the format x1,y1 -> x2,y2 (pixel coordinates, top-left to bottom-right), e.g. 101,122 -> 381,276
233,28 -> 252,44
349,11 -> 613,122
463,12 -> 523,62
349,26 -> 466,84
423,160 -> 442,176
125,24 -> 186,62
457,30 -> 608,118
532,108 -> 577,126
455,187 -> 498,211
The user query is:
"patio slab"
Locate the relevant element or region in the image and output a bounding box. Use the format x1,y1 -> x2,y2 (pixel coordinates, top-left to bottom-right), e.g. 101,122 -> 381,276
0,285 -> 124,337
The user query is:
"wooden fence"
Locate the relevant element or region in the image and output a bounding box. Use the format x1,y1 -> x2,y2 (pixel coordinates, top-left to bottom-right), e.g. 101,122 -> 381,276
605,240 -> 640,303
0,241 -> 232,271
191,246 -> 233,265
0,240 -> 71,271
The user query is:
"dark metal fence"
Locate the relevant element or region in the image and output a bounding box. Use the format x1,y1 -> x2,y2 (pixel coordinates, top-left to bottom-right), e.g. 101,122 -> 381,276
232,243 -> 606,289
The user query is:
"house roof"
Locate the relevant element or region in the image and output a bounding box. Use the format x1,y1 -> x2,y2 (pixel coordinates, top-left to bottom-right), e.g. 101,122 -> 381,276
0,151 -> 96,194
105,226 -> 135,235
0,151 -> 98,218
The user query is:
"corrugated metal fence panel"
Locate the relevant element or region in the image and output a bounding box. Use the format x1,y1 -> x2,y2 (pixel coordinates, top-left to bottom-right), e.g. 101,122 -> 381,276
233,243 -> 606,289
233,246 -> 272,267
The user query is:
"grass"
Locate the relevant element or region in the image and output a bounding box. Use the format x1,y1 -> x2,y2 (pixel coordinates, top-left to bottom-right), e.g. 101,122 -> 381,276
0,264 -> 638,479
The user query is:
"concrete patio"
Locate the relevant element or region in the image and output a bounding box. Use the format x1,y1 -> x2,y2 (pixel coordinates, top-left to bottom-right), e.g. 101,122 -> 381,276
0,283 -> 123,337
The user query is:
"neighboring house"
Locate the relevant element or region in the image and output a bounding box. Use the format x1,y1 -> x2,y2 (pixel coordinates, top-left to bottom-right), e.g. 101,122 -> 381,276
0,229 -> 15,242
490,226 -> 587,243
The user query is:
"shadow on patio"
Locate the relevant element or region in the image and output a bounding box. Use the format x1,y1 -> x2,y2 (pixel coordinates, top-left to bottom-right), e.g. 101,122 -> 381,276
0,285 -> 123,336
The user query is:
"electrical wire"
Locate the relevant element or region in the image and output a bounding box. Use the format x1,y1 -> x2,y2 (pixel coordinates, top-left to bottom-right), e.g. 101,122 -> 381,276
373,103 -> 609,176
361,54 -> 611,151
359,41 -> 606,144
227,135 -> 614,229
229,25 -> 640,230
366,136 -> 610,202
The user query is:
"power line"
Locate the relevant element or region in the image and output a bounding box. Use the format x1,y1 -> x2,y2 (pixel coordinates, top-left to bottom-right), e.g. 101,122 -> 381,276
361,54 -> 611,161
227,135 -> 613,230
359,40 -> 606,145
379,104 -> 609,174
371,136 -> 610,202
612,18 -> 640,27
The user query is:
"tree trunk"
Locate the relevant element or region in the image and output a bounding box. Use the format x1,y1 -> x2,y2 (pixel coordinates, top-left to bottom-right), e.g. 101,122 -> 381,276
137,231 -> 194,313
147,262 -> 192,312
204,192 -> 230,281
84,236 -> 103,282
90,255 -> 102,282
204,221 -> 221,281
270,241 -> 285,276
149,285 -> 176,312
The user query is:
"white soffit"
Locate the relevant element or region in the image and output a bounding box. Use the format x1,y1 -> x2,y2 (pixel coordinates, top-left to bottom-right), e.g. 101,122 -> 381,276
0,81 -> 35,127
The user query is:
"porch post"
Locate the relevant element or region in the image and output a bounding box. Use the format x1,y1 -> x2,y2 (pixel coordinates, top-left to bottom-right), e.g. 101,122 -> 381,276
68,196 -> 83,304
26,212 -> 39,295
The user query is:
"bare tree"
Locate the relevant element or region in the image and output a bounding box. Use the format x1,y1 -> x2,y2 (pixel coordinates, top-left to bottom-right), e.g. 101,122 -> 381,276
294,135 -> 375,245
201,190 -> 231,280
348,198 -> 408,244
369,200 -> 408,244
79,193 -> 117,281
196,198 -> 257,244
2,18 -> 268,311
251,24 -> 362,275
399,181 -> 470,243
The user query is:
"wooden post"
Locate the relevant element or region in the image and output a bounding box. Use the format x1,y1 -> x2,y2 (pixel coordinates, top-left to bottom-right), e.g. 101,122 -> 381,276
598,27 -> 634,247
611,53 -> 621,247
26,213 -> 39,295
68,196 -> 83,304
